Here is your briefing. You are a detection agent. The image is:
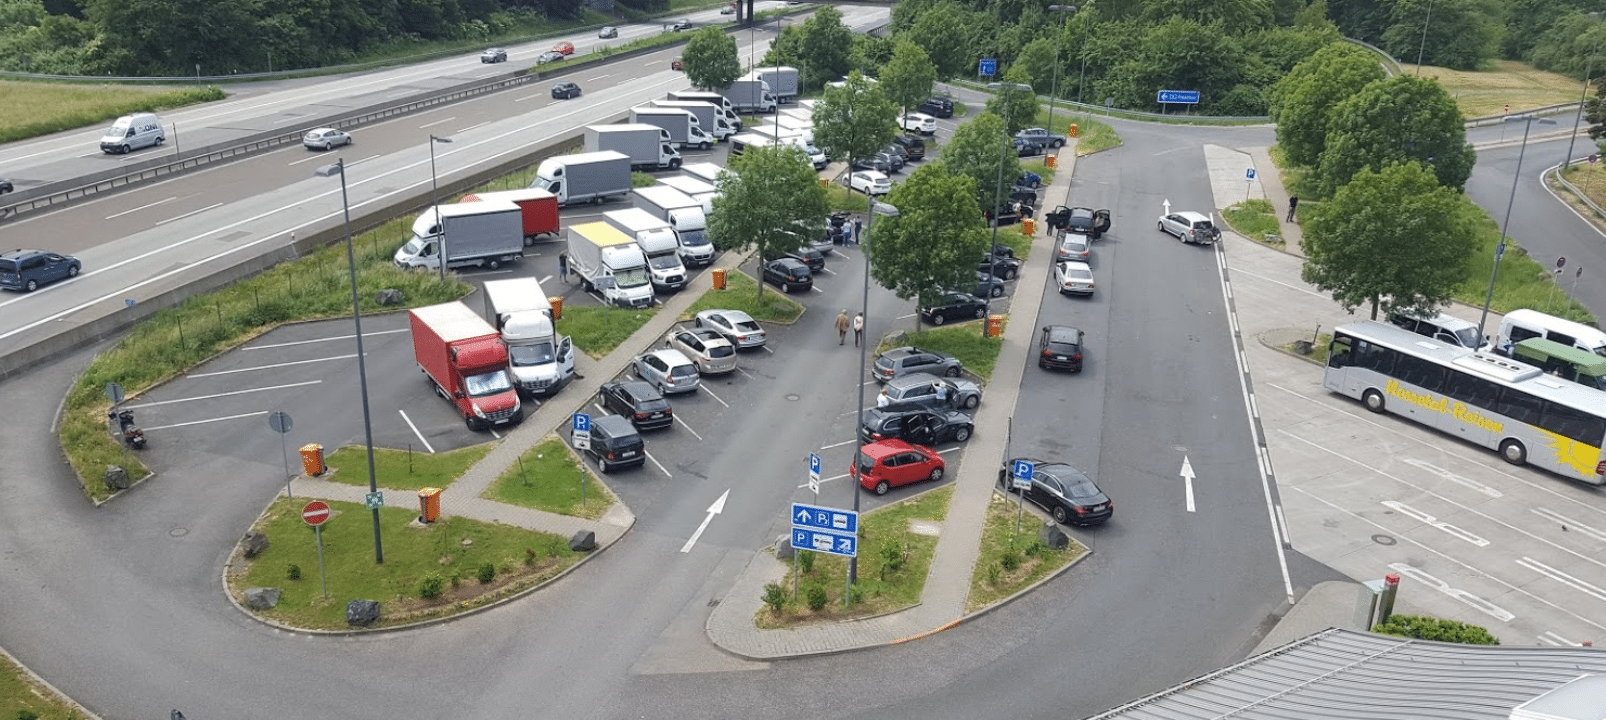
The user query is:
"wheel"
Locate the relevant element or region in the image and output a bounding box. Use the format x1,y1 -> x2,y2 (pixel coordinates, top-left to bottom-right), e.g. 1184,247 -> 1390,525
1362,389 -> 1385,413
990,285 -> 1003,298
781,281 -> 791,293
973,307 -> 986,319
1052,139 -> 1064,148
24,279 -> 38,292
1003,268 -> 1018,280
433,383 -> 448,399
928,466 -> 944,482
67,264 -> 80,278
962,395 -> 979,410
945,366 -> 961,377
598,459 -> 612,474
465,416 -> 484,431
952,426 -> 971,442
119,144 -> 130,154
874,480 -> 890,496
1499,439 -> 1528,466
701,141 -> 711,150
157,136 -> 165,145
1053,505 -> 1070,524
1158,221 -> 1167,234
932,313 -> 946,326
669,158 -> 682,170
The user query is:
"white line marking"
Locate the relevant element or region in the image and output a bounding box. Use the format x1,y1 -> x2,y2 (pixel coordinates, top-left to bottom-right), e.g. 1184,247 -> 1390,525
820,438 -> 858,450
1540,630 -> 1576,646
1531,508 -> 1606,543
1401,459 -> 1503,498
419,116 -> 458,128
399,410 -> 434,453
286,153 -> 330,166
798,473 -> 850,489
346,154 -> 382,166
1228,266 -> 1327,298
156,203 -> 223,226
105,196 -> 177,220
646,449 -> 672,477
674,415 -> 704,440
129,380 -> 321,408
144,410 -> 268,431
1381,500 -> 1491,547
1517,557 -> 1606,603
679,488 -> 729,553
245,328 -> 408,350
698,384 -> 729,408
1389,562 -> 1514,622
188,353 -> 360,378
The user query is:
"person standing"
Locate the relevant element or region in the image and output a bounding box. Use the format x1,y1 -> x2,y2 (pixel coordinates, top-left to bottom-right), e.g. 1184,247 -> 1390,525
1286,195 -> 1299,222
852,311 -> 864,347
558,251 -> 569,282
835,310 -> 850,345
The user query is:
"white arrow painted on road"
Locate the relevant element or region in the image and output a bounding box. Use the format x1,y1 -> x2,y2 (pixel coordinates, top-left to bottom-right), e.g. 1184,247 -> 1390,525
680,489 -> 730,553
1163,198 -> 1172,217
1180,456 -> 1196,513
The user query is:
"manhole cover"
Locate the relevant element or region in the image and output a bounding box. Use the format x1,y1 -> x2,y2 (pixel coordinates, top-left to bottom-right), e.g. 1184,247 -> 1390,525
169,527 -> 189,538
786,394 -> 801,401
1371,534 -> 1396,546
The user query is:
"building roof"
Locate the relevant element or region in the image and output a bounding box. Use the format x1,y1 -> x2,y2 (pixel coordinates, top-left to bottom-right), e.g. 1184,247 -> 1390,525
1086,629 -> 1606,720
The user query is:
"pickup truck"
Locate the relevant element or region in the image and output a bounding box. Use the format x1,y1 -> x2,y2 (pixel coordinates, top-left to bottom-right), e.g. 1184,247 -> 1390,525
1014,127 -> 1068,148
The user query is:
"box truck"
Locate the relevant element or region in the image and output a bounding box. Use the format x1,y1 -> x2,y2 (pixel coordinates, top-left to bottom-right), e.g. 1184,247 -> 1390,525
567,221 -> 656,308
653,100 -> 736,141
531,151 -> 632,207
410,301 -> 523,431
749,67 -> 799,103
395,201 -> 525,271
682,162 -> 729,185
667,91 -> 742,129
603,208 -> 688,292
584,124 -> 682,171
633,185 -> 714,267
721,79 -> 776,114
658,176 -> 718,215
481,278 -> 575,397
630,106 -> 714,150
459,188 -> 559,245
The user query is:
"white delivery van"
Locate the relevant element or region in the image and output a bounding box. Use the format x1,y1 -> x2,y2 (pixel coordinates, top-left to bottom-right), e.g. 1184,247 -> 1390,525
1498,309 -> 1606,357
1387,310 -> 1482,349
100,113 -> 165,154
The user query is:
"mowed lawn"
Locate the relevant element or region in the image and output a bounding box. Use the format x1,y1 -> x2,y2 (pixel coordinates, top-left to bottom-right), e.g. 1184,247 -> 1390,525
1402,59 -> 1585,118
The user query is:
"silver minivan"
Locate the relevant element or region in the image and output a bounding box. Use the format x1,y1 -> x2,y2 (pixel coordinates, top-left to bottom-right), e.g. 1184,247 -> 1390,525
99,113 -> 165,154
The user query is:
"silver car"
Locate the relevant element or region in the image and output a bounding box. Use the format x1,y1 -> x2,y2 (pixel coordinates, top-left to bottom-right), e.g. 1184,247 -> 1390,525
480,48 -> 507,63
878,372 -> 982,410
302,128 -> 352,151
634,348 -> 701,394
695,309 -> 767,349
1056,233 -> 1091,263
598,26 -> 619,38
1158,211 -> 1220,244
665,328 -> 737,375
1055,260 -> 1095,296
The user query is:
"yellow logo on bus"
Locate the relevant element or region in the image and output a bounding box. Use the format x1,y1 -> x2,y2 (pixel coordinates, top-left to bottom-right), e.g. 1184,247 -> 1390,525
1536,428 -> 1602,478
1384,380 -> 1504,433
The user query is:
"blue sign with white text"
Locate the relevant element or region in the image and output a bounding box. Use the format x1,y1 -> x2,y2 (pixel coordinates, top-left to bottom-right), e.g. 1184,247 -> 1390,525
792,527 -> 858,557
1157,90 -> 1200,104
792,502 -> 857,534
979,58 -> 998,76
572,413 -> 591,432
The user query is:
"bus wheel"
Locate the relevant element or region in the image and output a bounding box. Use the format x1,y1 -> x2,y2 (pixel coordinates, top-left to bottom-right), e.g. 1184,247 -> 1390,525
1499,439 -> 1527,466
1362,389 -> 1385,413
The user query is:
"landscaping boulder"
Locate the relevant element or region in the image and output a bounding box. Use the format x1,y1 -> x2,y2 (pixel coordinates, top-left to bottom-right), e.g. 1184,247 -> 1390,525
103,465 -> 129,490
568,530 -> 596,552
1038,523 -> 1070,550
346,599 -> 381,626
244,587 -> 281,610
774,534 -> 795,560
242,531 -> 270,558
376,289 -> 404,306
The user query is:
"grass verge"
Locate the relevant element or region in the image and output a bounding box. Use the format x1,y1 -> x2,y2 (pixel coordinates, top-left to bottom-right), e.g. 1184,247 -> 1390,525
1039,110 -> 1119,155
228,498 -> 579,630
1452,209 -> 1593,324
0,83 -> 225,144
878,325 -> 1006,382
1279,332 -> 1332,365
0,650 -> 84,720
1222,198 -> 1283,247
486,437 -> 616,519
563,303 -> 661,358
966,491 -> 1086,613
322,444 -> 494,491
684,267 -> 806,324
755,485 -> 950,628
1403,59 -> 1583,118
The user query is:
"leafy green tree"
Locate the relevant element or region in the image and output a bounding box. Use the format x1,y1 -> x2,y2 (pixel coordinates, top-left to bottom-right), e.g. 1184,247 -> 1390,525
1379,0 -> 1501,71
870,163 -> 990,330
1270,43 -> 1387,168
1099,16 -> 1249,112
938,112 -> 1020,217
1012,37 -> 1059,103
811,71 -> 898,169
985,65 -> 1037,135
683,27 -> 741,91
879,40 -> 937,122
1301,162 -> 1479,319
848,33 -> 896,77
1317,74 -> 1476,194
707,145 -> 830,300
907,1 -> 972,78
796,6 -> 854,89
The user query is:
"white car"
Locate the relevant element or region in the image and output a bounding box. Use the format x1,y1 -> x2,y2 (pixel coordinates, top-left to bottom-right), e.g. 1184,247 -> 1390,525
302,128 -> 352,151
634,348 -> 701,395
1158,211 -> 1221,245
849,170 -> 891,195
694,309 -> 767,349
1055,260 -> 1096,296
899,112 -> 937,135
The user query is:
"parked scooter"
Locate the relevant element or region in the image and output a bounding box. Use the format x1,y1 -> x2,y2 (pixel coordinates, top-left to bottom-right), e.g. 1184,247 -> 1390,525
109,408 -> 146,450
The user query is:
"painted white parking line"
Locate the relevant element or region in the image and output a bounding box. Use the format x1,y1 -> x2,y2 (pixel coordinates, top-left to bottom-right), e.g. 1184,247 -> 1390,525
130,380 -> 321,408
820,438 -> 857,450
698,385 -> 729,408
1388,562 -> 1514,622
106,196 -> 176,220
1531,508 -> 1606,543
737,367 -> 758,380
157,203 -> 223,226
399,410 -> 434,453
798,472 -> 850,489
645,449 -> 672,478
246,327 -> 408,350
1516,557 -> 1606,603
144,410 -> 268,431
418,116 -> 458,129
188,353 -> 360,378
1380,500 -> 1490,547
1539,630 -> 1577,646
1401,459 -> 1502,498
674,415 -> 704,441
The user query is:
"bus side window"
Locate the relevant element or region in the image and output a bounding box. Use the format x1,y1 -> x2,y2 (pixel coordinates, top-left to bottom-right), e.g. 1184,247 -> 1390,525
1329,337 -> 1354,368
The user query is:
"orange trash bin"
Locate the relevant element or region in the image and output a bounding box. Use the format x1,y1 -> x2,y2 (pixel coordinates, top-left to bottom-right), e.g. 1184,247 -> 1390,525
299,443 -> 325,476
1045,155 -> 1057,169
548,295 -> 563,321
1023,218 -> 1036,236
712,267 -> 727,290
1069,123 -> 1079,137
418,487 -> 442,523
987,315 -> 1004,338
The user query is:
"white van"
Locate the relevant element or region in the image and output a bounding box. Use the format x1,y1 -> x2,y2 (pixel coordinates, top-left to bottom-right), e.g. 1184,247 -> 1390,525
1498,309 -> 1606,356
99,113 -> 165,154
1387,310 -> 1482,349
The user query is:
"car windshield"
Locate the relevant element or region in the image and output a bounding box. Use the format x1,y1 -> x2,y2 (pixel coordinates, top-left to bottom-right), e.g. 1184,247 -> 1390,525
507,342 -> 555,366
614,267 -> 650,289
708,344 -> 735,358
671,365 -> 698,379
733,319 -> 760,332
1452,327 -> 1481,348
463,369 -> 513,397
648,255 -> 681,270
400,237 -> 427,255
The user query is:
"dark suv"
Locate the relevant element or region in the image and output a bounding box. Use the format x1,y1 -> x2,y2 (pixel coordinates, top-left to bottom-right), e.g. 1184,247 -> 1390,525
597,380 -> 673,430
918,96 -> 954,118
891,134 -> 925,161
0,249 -> 81,292
583,415 -> 646,473
1038,325 -> 1085,373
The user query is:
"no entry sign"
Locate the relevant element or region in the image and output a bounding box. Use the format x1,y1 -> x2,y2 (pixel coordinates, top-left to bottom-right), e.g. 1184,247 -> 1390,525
302,500 -> 331,526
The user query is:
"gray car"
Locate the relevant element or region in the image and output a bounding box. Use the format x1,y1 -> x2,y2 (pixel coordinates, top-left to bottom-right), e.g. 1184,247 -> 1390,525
480,48 -> 507,63
872,346 -> 962,383
633,348 -> 701,394
878,372 -> 982,411
695,309 -> 767,349
665,327 -> 737,375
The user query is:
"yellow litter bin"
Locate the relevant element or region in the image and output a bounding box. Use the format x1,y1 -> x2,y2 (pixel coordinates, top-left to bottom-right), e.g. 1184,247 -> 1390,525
1023,218 -> 1036,236
549,295 -> 563,321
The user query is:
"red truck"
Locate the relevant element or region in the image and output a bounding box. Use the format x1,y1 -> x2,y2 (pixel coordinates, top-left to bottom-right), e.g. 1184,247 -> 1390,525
461,188 -> 560,245
409,301 -> 523,431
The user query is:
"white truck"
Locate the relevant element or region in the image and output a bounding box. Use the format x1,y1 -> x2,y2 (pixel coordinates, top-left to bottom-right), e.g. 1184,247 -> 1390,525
531,151 -> 632,207
481,278 -> 576,398
603,208 -> 688,293
630,106 -> 714,150
749,66 -> 799,103
584,124 -> 681,171
721,79 -> 776,114
667,91 -> 742,129
657,176 -> 717,215
567,221 -> 655,308
633,185 -> 714,268
652,100 -> 736,141
394,200 -> 525,271
682,162 -> 729,186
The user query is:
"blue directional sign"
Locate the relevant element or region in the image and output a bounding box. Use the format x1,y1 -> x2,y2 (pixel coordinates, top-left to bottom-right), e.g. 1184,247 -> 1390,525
979,58 -> 997,76
1246,168 -> 1257,181
792,527 -> 858,557
572,413 -> 590,432
1157,89 -> 1200,104
792,502 -> 857,534
1011,460 -> 1034,491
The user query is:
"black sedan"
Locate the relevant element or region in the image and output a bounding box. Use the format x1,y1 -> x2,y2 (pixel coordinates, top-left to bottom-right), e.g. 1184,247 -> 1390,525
551,81 -> 581,99
597,380 -> 673,430
860,408 -> 974,445
0,178 -> 11,193
537,50 -> 566,64
851,155 -> 893,173
970,271 -> 1006,299
762,258 -> 813,293
919,291 -> 988,326
998,458 -> 1113,526
1012,138 -> 1045,157
978,250 -> 1022,280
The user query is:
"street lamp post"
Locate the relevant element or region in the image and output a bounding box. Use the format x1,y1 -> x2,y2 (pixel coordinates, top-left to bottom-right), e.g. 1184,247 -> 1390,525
1478,114 -> 1558,343
314,159 -> 385,564
848,200 -> 899,593
1565,22 -> 1604,172
1415,0 -> 1435,74
1044,5 -> 1077,135
986,81 -> 1032,336
428,135 -> 453,282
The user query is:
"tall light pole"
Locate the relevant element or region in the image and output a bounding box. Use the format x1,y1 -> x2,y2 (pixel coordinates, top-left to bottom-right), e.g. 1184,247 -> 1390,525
314,159 -> 385,564
1044,5 -> 1077,134
986,81 -> 1031,336
1478,114 -> 1558,343
849,199 -> 899,592
1415,0 -> 1435,74
1565,19 -> 1604,172
428,135 -> 453,282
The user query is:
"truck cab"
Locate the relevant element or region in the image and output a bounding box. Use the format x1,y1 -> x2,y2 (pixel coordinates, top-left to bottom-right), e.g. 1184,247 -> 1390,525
482,278 -> 576,397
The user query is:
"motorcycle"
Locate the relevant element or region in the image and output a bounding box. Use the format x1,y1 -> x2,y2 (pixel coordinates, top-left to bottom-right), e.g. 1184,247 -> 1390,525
109,408 -> 146,450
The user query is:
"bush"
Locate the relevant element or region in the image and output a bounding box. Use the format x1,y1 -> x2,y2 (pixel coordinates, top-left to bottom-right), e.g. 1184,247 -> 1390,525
1000,548 -> 1021,571
806,584 -> 829,611
798,549 -> 815,573
762,583 -> 788,613
477,562 -> 496,584
286,563 -> 302,581
418,574 -> 446,599
1372,614 -> 1500,645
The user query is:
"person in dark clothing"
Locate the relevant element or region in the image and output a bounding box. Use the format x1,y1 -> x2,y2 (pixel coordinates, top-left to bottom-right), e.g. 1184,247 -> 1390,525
1286,195 -> 1299,222
558,251 -> 569,282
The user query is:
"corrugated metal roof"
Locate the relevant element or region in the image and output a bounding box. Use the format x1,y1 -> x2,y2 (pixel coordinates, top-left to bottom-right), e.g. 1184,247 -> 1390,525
1085,629 -> 1606,720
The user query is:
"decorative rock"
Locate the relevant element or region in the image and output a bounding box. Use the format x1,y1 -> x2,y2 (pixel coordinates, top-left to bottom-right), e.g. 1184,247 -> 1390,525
1038,523 -> 1070,550
244,587 -> 281,610
242,531 -> 270,558
568,530 -> 596,552
774,534 -> 795,560
346,599 -> 381,626
889,331 -> 909,346
376,289 -> 404,306
104,465 -> 129,490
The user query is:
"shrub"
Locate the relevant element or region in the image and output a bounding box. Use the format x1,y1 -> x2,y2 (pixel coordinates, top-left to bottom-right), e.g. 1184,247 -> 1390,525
450,572 -> 463,589
1372,614 -> 1500,645
20,710 -> 41,720
477,562 -> 496,584
525,548 -> 537,565
1000,548 -> 1021,571
418,574 -> 446,599
762,583 -> 788,613
798,549 -> 815,573
806,584 -> 829,611
987,564 -> 1001,585
286,563 -> 302,580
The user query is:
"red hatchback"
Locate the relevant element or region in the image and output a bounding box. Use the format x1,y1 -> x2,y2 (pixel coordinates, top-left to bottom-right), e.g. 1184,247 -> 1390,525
851,439 -> 945,496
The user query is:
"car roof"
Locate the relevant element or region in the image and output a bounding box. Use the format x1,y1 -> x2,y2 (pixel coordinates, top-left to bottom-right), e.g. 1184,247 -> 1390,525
0,249 -> 47,259
860,438 -> 918,458
702,308 -> 753,322
1059,260 -> 1092,272
682,327 -> 728,342
1044,324 -> 1083,342
613,380 -> 660,400
885,372 -> 949,390
1176,211 -> 1211,221
772,257 -> 808,269
592,414 -> 637,433
644,348 -> 694,365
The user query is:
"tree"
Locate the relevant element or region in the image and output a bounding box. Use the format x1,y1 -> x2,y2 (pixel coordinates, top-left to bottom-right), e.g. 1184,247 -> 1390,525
707,145 -> 830,300
1301,161 -> 1479,319
1270,43 -> 1387,168
1012,37 -> 1059,104
879,40 -> 937,122
796,6 -> 854,89
683,27 -> 741,91
1317,74 -> 1476,194
985,64 -> 1038,135
812,71 -> 898,170
940,112 -> 1021,215
1379,0 -> 1501,71
907,1 -> 972,78
869,163 -> 990,330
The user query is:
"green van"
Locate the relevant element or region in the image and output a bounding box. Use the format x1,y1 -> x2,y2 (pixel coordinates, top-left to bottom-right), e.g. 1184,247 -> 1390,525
1509,338 -> 1606,390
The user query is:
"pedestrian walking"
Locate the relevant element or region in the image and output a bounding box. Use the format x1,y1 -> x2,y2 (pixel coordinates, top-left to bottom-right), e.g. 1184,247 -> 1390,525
558,251 -> 569,282
1286,195 -> 1299,222
852,312 -> 864,347
853,218 -> 863,245
835,310 -> 850,345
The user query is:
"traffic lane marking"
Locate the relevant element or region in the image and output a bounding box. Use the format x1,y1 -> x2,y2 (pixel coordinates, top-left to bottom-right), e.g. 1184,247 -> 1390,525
127,380 -> 321,408
143,410 -> 268,432
399,409 -> 435,453
1516,556 -> 1606,604
244,327 -> 407,351
105,196 -> 177,220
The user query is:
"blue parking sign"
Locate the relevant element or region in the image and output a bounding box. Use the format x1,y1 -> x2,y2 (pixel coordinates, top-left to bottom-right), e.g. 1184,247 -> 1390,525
1011,460 -> 1034,491
572,413 -> 590,432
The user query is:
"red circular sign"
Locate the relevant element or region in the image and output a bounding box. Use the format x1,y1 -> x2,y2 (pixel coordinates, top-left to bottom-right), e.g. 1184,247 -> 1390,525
302,500 -> 331,526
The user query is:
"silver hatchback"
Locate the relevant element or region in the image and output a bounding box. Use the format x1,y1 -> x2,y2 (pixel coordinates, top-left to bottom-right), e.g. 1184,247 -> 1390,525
634,348 -> 701,394
665,328 -> 737,375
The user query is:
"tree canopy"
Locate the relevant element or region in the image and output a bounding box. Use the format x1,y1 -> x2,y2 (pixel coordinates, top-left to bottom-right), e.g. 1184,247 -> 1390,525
869,163 -> 990,328
1316,74 -> 1476,195
762,6 -> 854,91
1270,43 -> 1389,168
707,145 -> 830,300
811,71 -> 899,168
984,65 -> 1038,135
683,27 -> 741,92
937,112 -> 1021,216
879,40 -> 937,120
